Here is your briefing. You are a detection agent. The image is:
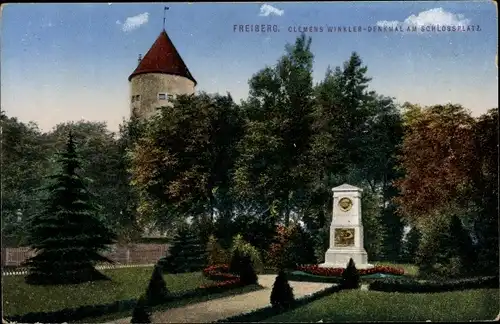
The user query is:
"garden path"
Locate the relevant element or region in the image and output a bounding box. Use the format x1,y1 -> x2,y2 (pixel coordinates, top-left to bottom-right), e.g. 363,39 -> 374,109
109,274 -> 334,323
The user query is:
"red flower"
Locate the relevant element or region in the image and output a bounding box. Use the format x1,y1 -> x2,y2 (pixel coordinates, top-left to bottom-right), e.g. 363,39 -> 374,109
296,264 -> 404,276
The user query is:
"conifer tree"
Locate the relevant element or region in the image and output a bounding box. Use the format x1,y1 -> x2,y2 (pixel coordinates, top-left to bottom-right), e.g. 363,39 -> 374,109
22,132 -> 116,285
146,265 -> 169,304
341,258 -> 360,289
160,225 -> 207,273
270,270 -> 295,310
239,254 -> 258,285
130,296 -> 151,323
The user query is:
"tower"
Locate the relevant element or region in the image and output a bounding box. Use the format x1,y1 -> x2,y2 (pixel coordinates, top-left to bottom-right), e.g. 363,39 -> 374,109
129,29 -> 197,120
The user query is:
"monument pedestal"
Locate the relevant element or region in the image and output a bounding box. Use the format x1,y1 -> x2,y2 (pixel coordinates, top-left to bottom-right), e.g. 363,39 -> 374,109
319,184 -> 374,270
319,248 -> 373,269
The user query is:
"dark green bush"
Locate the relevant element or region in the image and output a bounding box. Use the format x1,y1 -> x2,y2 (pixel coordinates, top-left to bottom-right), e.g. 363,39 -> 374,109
145,265 -> 169,303
159,226 -> 207,273
239,254 -> 258,285
130,296 -> 151,323
369,275 -> 499,293
270,270 -> 295,310
229,249 -> 244,274
341,258 -> 360,289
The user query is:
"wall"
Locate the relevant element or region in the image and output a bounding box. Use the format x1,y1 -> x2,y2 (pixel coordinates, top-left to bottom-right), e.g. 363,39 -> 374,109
129,73 -> 196,120
1,244 -> 170,267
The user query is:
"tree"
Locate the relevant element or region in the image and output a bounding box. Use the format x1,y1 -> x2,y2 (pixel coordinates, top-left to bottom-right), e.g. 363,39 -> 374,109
206,235 -> 230,266
400,226 -> 422,264
159,225 -> 207,273
234,34 -> 317,226
239,254 -> 258,285
146,265 -> 169,304
22,132 -> 116,285
281,225 -> 317,268
341,258 -> 360,289
270,270 -> 295,310
130,296 -> 151,324
1,114 -> 48,247
129,93 -> 243,227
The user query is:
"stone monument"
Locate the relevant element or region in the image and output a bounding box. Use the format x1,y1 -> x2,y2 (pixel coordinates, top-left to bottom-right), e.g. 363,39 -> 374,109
319,183 -> 374,269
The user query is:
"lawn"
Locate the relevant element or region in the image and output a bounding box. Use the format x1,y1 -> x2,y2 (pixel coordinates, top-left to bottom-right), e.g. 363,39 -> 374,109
262,289 -> 499,322
373,262 -> 419,277
2,267 -> 214,316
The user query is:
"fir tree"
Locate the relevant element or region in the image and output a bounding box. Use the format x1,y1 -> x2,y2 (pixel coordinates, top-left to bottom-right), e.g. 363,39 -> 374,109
146,265 -> 169,304
22,132 -> 116,285
130,296 -> 151,323
270,270 -> 295,310
341,258 -> 360,289
160,225 -> 207,273
239,254 -> 258,285
229,249 -> 244,275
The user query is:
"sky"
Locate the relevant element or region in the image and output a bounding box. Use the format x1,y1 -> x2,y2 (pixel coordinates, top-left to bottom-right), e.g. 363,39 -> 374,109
1,2 -> 498,132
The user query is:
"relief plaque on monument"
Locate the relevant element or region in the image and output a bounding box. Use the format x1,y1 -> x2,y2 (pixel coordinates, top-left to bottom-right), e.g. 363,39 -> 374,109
338,197 -> 353,212
334,228 -> 355,247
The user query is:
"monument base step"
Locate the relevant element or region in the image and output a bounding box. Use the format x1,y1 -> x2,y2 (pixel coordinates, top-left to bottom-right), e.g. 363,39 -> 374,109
318,262 -> 374,269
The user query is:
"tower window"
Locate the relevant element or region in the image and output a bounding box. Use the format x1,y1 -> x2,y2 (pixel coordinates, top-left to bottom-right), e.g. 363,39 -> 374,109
158,93 -> 167,100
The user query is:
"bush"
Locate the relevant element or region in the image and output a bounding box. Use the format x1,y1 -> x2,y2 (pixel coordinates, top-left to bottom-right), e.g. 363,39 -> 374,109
207,235 -> 230,266
369,275 -> 499,293
296,264 -> 404,277
159,226 -> 207,273
239,254 -> 258,285
130,296 -> 151,323
270,270 -> 295,310
145,265 -> 169,304
229,249 -> 244,275
230,234 -> 264,273
341,258 -> 360,289
282,226 -> 317,269
203,264 -> 239,281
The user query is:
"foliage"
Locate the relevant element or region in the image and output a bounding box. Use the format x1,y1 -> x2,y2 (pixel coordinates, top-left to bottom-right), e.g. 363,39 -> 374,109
229,234 -> 264,273
229,249 -> 244,275
239,254 -> 259,285
341,259 -> 360,289
159,226 -> 207,273
202,265 -> 239,281
270,270 -> 295,310
206,235 -> 230,266
234,34 -> 317,226
296,264 -> 404,277
22,132 -> 116,285
416,215 -> 476,278
130,296 -> 151,323
281,225 -> 317,269
369,275 -> 498,293
145,265 -> 169,303
400,226 -> 422,263
129,92 -> 243,223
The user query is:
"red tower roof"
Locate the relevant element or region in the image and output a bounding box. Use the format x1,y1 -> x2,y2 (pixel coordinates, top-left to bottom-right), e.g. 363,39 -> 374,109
128,29 -> 197,85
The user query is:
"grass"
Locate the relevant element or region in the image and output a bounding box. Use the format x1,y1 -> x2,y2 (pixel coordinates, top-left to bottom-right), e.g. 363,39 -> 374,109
262,289 -> 499,322
2,267 -> 214,316
84,284 -> 264,323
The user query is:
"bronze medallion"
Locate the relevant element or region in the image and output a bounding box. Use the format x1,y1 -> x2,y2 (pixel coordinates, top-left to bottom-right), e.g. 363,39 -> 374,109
338,197 -> 353,212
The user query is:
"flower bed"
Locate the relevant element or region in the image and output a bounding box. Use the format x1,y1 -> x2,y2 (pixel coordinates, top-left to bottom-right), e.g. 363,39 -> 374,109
203,264 -> 239,281
296,265 -> 404,277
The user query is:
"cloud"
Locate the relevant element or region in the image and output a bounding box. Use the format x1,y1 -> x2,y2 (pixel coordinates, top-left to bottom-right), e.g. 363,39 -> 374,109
117,12 -> 149,32
376,8 -> 470,30
259,4 -> 284,17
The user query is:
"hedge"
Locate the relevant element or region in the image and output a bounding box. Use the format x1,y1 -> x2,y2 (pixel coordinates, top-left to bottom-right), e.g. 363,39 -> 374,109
215,284 -> 342,323
5,280 -> 245,323
369,275 -> 499,293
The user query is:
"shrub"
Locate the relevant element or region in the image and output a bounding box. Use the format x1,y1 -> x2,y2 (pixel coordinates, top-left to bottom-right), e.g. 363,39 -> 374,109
270,270 -> 295,310
145,265 -> 169,304
296,264 -> 404,277
203,264 -> 239,281
159,226 -> 207,273
239,254 -> 258,285
207,235 -> 230,266
130,296 -> 151,323
369,275 -> 499,293
282,225 -> 317,269
341,258 -> 360,289
230,234 -> 264,273
229,249 -> 244,275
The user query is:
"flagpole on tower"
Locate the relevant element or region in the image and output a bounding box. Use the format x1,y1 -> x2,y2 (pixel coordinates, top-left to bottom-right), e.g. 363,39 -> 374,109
163,6 -> 169,30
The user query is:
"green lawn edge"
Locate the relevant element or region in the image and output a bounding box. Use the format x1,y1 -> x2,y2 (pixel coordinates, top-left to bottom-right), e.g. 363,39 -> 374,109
215,284 -> 342,323
84,284 -> 264,323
